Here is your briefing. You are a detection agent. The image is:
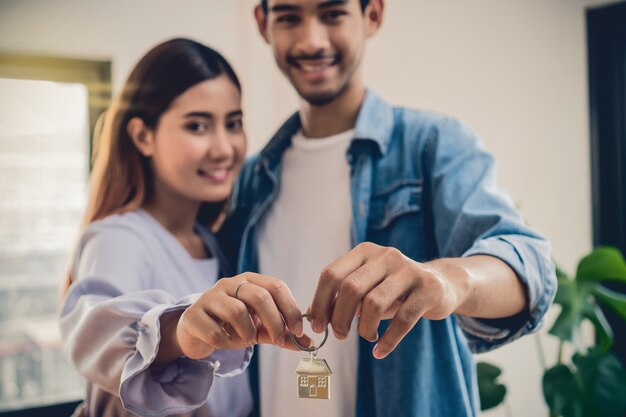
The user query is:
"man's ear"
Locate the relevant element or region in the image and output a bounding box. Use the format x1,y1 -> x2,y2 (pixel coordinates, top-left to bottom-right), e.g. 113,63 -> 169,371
127,117 -> 154,157
364,0 -> 385,38
254,4 -> 270,44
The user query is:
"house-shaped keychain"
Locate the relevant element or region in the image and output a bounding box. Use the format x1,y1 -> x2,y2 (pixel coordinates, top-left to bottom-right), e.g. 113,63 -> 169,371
295,357 -> 332,399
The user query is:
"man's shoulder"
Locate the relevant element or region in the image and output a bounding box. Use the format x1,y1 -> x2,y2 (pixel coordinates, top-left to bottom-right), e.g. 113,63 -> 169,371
390,105 -> 480,149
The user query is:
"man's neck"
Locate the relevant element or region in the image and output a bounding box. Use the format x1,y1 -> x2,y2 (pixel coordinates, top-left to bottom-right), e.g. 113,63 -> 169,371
299,81 -> 365,138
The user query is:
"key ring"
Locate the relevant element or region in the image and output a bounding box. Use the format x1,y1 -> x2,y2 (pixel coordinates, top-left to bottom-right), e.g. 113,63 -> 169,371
289,313 -> 329,353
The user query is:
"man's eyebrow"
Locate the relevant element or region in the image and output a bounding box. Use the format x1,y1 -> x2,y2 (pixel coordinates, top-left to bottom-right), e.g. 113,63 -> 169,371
318,0 -> 349,9
270,3 -> 301,13
270,1 -> 347,13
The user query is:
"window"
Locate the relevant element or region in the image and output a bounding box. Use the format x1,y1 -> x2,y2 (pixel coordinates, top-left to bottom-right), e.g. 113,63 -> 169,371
299,376 -> 308,387
317,377 -> 326,388
587,1 -> 626,367
0,54 -> 110,414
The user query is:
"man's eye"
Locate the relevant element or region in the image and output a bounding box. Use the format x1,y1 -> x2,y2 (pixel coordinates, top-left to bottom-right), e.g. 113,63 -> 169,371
321,10 -> 346,22
186,121 -> 209,133
276,14 -> 300,24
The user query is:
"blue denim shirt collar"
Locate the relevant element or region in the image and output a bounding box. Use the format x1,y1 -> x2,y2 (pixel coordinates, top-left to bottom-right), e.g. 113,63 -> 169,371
259,88 -> 394,169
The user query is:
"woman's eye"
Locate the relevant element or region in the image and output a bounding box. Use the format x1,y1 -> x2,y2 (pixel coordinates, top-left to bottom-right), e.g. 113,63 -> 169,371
227,119 -> 243,131
186,121 -> 209,133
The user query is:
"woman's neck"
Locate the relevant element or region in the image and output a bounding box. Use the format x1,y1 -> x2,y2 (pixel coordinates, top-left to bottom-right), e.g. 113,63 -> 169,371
142,191 -> 199,237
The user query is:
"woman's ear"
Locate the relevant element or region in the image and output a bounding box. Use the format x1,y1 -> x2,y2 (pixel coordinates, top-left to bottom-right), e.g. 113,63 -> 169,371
127,117 -> 154,157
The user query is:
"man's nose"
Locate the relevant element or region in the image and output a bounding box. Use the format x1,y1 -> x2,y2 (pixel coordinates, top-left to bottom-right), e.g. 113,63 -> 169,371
295,18 -> 331,56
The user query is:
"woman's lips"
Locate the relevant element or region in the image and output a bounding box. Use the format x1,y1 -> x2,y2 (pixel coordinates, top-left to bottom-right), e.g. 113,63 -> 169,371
197,167 -> 230,182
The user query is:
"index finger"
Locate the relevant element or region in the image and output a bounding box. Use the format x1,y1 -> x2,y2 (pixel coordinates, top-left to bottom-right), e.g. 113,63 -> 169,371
244,273 -> 305,338
309,244 -> 371,333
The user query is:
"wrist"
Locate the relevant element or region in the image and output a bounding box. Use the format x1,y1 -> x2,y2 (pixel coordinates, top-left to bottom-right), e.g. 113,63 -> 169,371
427,258 -> 474,315
153,309 -> 185,367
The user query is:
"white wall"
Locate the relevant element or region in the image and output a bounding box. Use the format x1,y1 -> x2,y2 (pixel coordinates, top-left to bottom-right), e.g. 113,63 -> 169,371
0,0 -> 614,415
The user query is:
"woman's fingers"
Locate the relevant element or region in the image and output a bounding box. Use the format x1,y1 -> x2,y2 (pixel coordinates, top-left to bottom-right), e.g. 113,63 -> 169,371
238,273 -> 304,338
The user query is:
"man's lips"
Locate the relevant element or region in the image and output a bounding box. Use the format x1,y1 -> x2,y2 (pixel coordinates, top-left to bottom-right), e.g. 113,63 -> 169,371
288,56 -> 338,82
292,57 -> 336,72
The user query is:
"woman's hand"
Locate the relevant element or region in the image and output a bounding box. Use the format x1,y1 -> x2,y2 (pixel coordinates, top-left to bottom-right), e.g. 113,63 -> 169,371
155,272 -> 308,365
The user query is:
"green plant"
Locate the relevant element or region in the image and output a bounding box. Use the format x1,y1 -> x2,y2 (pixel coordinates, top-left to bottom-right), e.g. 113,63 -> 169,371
477,246 -> 626,417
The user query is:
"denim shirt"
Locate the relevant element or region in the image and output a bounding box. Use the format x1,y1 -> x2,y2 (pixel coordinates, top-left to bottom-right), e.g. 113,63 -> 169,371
218,89 -> 557,417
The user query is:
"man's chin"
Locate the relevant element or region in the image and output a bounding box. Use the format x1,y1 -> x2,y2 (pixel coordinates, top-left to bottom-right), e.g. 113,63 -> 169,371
297,86 -> 347,107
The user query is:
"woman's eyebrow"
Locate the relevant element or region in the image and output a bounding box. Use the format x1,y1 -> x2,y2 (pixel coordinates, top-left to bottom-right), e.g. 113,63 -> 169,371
227,110 -> 243,118
184,111 -> 213,119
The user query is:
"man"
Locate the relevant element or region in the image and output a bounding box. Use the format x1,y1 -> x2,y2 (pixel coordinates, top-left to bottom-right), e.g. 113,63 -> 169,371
218,0 -> 556,416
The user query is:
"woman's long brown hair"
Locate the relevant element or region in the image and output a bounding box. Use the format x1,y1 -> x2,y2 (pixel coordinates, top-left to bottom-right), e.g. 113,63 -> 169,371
61,38 -> 241,296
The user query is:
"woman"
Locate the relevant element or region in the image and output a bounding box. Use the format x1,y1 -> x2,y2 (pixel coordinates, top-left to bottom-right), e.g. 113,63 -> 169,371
59,38 -> 305,417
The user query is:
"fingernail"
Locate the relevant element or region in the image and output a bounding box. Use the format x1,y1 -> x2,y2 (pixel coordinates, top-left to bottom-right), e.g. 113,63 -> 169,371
276,334 -> 285,346
373,344 -> 387,359
365,332 -> 379,343
332,329 -> 347,340
312,320 -> 323,333
295,321 -> 304,338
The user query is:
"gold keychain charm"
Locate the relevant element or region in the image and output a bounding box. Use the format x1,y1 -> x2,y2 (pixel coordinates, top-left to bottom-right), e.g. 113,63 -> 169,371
290,313 -> 332,400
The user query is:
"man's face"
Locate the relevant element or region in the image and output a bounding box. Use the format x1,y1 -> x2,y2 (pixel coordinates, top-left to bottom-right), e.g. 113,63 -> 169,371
258,0 -> 370,106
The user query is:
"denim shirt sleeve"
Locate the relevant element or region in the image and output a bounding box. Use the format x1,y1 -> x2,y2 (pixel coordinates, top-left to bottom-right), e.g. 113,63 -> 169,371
426,118 -> 557,353
59,224 -> 252,417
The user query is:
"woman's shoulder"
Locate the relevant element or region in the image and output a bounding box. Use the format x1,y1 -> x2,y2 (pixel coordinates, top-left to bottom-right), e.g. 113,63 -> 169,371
78,209 -> 154,256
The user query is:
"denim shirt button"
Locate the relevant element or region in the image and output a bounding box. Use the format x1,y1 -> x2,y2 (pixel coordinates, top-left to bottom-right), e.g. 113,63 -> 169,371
359,201 -> 366,217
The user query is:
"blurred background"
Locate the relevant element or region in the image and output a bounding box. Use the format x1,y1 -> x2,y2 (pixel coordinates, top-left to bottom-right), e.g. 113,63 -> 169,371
0,0 -> 625,416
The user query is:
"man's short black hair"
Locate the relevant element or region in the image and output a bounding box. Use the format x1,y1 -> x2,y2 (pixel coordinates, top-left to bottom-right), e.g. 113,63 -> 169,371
260,0 -> 370,14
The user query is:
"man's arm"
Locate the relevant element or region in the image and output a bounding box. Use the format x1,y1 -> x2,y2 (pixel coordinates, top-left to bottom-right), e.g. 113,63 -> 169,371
309,116 -> 556,358
309,243 -> 526,359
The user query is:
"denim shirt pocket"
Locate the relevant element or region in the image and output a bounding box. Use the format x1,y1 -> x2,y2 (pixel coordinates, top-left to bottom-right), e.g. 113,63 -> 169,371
368,180 -> 423,230
367,180 -> 427,260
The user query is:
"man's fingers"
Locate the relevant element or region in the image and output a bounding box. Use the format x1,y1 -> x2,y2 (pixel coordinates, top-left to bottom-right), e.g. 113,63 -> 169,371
373,294 -> 430,359
331,257 -> 389,339
357,273 -> 411,342
310,243 -> 378,333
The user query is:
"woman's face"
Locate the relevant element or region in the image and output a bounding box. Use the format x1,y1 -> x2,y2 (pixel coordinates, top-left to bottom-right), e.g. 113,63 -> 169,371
139,75 -> 247,205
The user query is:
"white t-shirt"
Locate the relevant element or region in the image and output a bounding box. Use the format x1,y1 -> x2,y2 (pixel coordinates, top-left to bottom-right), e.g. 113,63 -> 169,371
257,129 -> 358,417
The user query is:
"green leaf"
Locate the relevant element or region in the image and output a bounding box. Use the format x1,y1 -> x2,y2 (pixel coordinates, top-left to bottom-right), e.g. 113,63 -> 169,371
550,247 -> 626,348
549,278 -> 586,347
577,247 -> 626,283
582,305 -> 613,352
542,364 -> 586,417
573,350 -> 626,417
476,362 -> 507,411
592,285 -> 626,321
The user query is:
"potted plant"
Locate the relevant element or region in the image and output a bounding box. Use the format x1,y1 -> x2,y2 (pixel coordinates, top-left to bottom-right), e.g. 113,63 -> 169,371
477,246 -> 626,417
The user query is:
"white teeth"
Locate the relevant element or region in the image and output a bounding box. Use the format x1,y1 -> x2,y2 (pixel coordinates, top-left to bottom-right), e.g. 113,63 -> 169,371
200,168 -> 229,180
301,63 -> 329,72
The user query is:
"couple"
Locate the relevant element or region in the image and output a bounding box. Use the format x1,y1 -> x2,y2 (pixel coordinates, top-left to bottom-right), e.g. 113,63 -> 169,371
59,1 -> 557,416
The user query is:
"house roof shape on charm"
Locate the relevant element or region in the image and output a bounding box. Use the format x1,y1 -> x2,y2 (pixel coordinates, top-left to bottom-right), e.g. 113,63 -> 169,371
295,358 -> 333,400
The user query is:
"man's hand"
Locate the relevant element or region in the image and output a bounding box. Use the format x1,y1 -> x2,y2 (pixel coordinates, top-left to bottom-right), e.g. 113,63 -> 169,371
308,242 -> 526,359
